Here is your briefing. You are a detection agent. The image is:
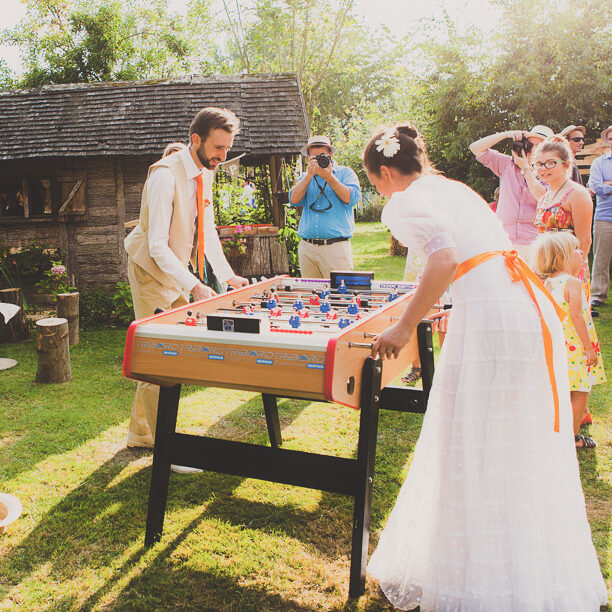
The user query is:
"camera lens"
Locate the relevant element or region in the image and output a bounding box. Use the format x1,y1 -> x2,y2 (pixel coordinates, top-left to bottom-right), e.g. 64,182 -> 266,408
316,154 -> 330,168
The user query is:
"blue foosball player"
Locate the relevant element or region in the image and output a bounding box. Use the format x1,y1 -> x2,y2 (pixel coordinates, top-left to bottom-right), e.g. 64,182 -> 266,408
319,299 -> 330,314
388,285 -> 399,302
319,288 -> 330,300
289,308 -> 301,329
293,297 -> 304,311
338,317 -> 351,329
347,299 -> 359,316
338,280 -> 347,294
267,296 -> 278,310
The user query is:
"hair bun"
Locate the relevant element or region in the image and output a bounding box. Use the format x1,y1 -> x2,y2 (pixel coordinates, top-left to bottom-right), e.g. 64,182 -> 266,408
396,124 -> 418,139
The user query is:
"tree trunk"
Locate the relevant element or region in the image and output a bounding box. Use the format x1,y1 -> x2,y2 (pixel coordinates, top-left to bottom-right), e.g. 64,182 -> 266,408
0,288 -> 28,343
35,318 -> 71,384
56,292 -> 79,346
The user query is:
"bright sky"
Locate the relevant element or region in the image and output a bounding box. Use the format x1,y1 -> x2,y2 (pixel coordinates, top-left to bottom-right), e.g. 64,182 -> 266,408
0,0 -> 499,76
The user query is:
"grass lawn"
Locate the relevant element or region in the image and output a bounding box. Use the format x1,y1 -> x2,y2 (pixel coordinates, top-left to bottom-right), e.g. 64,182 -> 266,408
0,221 -> 610,611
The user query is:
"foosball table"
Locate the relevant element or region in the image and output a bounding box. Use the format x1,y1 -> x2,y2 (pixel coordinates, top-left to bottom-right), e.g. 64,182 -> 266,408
123,271 -> 435,598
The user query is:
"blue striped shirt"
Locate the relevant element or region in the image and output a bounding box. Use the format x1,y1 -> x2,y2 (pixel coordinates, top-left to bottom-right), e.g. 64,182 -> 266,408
588,152 -> 612,222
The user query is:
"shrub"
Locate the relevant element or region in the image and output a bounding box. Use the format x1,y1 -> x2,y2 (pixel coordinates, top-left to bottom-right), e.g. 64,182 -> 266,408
356,193 -> 385,222
80,288 -> 115,327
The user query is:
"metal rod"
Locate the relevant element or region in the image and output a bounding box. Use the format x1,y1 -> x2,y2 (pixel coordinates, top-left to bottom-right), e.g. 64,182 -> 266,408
348,342 -> 373,349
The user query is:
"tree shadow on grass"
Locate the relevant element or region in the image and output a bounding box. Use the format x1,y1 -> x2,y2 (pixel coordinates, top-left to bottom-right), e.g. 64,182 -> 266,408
577,450 -> 612,598
0,392 -> 421,611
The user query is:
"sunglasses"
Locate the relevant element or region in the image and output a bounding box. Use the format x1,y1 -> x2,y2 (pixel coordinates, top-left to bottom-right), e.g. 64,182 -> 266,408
569,136 -> 585,142
532,160 -> 564,170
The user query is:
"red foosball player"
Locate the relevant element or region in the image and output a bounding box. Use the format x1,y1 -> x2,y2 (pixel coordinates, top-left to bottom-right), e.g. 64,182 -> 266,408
326,307 -> 338,320
269,305 -> 282,317
185,310 -> 197,326
353,291 -> 361,306
309,290 -> 320,306
299,306 -> 310,318
243,305 -> 254,316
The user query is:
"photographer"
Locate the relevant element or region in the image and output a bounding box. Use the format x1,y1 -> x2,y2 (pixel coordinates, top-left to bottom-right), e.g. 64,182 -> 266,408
469,125 -> 553,257
289,136 -> 361,278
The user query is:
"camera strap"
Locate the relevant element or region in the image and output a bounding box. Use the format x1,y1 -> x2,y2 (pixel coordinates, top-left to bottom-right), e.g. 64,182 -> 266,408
310,176 -> 333,211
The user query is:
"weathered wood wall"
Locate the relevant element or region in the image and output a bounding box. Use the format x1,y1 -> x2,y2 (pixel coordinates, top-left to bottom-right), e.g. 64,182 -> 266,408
0,156 -> 155,290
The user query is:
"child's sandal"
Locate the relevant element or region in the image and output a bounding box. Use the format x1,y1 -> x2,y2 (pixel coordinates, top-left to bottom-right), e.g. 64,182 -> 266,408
401,367 -> 421,385
575,434 -> 597,449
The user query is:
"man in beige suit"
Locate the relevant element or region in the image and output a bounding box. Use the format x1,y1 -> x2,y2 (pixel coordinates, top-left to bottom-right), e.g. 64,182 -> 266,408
125,107 -> 248,454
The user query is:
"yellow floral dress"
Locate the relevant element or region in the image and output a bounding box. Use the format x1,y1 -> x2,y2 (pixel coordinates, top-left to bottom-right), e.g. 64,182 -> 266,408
546,273 -> 606,391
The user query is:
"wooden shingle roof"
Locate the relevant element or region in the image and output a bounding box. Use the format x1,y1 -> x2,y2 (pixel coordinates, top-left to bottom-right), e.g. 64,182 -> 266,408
0,74 -> 309,160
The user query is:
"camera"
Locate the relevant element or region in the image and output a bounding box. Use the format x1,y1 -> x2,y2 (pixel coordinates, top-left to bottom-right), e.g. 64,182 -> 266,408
511,135 -> 534,156
315,153 -> 331,168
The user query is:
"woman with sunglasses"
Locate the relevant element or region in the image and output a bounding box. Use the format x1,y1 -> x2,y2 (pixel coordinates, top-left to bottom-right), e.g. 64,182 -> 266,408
560,125 -> 587,185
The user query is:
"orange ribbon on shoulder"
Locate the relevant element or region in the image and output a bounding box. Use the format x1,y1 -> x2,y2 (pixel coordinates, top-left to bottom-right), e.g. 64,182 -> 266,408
453,250 -> 566,432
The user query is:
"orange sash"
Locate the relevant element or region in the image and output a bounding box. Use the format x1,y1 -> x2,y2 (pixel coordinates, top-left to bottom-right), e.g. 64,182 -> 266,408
453,250 -> 566,432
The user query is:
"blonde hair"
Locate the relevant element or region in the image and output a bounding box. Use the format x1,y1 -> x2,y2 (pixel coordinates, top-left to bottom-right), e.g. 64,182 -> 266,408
532,231 -> 579,276
163,142 -> 187,157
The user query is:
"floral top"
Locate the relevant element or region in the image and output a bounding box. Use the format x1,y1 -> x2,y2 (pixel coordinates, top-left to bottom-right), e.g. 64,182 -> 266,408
533,187 -> 576,232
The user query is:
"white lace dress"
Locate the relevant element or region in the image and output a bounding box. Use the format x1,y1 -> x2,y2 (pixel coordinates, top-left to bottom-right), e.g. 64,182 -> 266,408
367,174 -> 607,612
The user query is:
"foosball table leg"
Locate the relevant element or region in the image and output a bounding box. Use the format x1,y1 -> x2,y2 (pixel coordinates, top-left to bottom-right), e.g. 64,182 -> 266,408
145,384 -> 181,547
261,393 -> 282,448
417,320 -> 435,400
349,357 -> 382,598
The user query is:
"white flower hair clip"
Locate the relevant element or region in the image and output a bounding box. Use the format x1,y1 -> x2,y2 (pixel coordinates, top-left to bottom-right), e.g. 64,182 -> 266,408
375,131 -> 400,157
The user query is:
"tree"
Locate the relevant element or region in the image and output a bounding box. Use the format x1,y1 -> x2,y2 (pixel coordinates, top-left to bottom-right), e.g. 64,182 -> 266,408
217,0 -> 396,132
1,0 -> 212,87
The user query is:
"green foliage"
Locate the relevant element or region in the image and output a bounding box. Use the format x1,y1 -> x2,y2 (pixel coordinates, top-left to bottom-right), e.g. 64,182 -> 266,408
1,0 -> 210,87
219,0 -> 396,132
80,282 -> 134,327
110,281 -> 135,326
356,193 -> 385,222
278,206 -> 301,275
0,242 -> 57,303
213,179 -> 269,227
35,260 -> 77,295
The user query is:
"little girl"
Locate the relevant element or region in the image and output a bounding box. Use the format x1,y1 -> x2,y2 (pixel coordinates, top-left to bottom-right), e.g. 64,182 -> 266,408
533,231 -> 605,448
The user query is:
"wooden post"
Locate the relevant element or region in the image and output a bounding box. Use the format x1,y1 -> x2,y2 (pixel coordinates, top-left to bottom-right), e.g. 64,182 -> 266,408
35,318 -> 71,384
0,288 -> 28,343
56,292 -> 79,346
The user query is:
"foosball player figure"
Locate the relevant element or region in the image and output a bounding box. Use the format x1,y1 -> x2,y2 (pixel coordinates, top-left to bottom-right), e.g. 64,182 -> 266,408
353,291 -> 361,307
299,306 -> 310,319
388,285 -> 399,302
338,279 -> 347,294
319,288 -> 330,300
319,298 -> 331,314
309,290 -> 320,306
338,316 -> 351,329
326,307 -> 339,320
270,304 -> 282,317
243,304 -> 254,316
289,307 -> 301,329
347,297 -> 359,316
293,295 -> 304,311
185,310 -> 197,326
266,294 -> 278,310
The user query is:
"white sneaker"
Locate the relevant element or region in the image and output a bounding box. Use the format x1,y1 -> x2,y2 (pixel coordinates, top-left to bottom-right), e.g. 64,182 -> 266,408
170,465 -> 203,474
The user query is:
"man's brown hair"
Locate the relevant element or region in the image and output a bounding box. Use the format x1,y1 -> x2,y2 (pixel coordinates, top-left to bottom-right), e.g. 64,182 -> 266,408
189,107 -> 240,141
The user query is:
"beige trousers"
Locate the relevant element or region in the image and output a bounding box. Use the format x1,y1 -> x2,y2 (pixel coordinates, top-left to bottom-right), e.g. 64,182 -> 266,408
126,261 -> 187,447
298,239 -> 353,279
591,219 -> 612,303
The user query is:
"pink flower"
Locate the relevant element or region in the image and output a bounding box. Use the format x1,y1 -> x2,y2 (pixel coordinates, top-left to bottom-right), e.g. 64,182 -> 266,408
51,265 -> 66,276
244,225 -> 252,231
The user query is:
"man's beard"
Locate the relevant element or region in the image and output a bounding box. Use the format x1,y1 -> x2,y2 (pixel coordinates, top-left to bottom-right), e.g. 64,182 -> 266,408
196,145 -> 221,170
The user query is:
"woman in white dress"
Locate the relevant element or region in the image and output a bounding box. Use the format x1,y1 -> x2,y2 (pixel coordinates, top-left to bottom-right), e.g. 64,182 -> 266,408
363,123 -> 607,612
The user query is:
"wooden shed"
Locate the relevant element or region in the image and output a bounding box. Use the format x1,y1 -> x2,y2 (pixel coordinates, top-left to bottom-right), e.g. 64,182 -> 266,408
0,74 -> 309,289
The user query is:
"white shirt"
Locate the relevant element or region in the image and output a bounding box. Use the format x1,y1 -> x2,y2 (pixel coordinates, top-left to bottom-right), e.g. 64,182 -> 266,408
147,147 -> 234,292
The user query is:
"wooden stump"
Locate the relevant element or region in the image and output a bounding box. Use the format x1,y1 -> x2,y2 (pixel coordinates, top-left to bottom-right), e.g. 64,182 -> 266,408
35,318 -> 71,384
0,288 -> 28,343
389,235 -> 408,257
57,292 -> 79,346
